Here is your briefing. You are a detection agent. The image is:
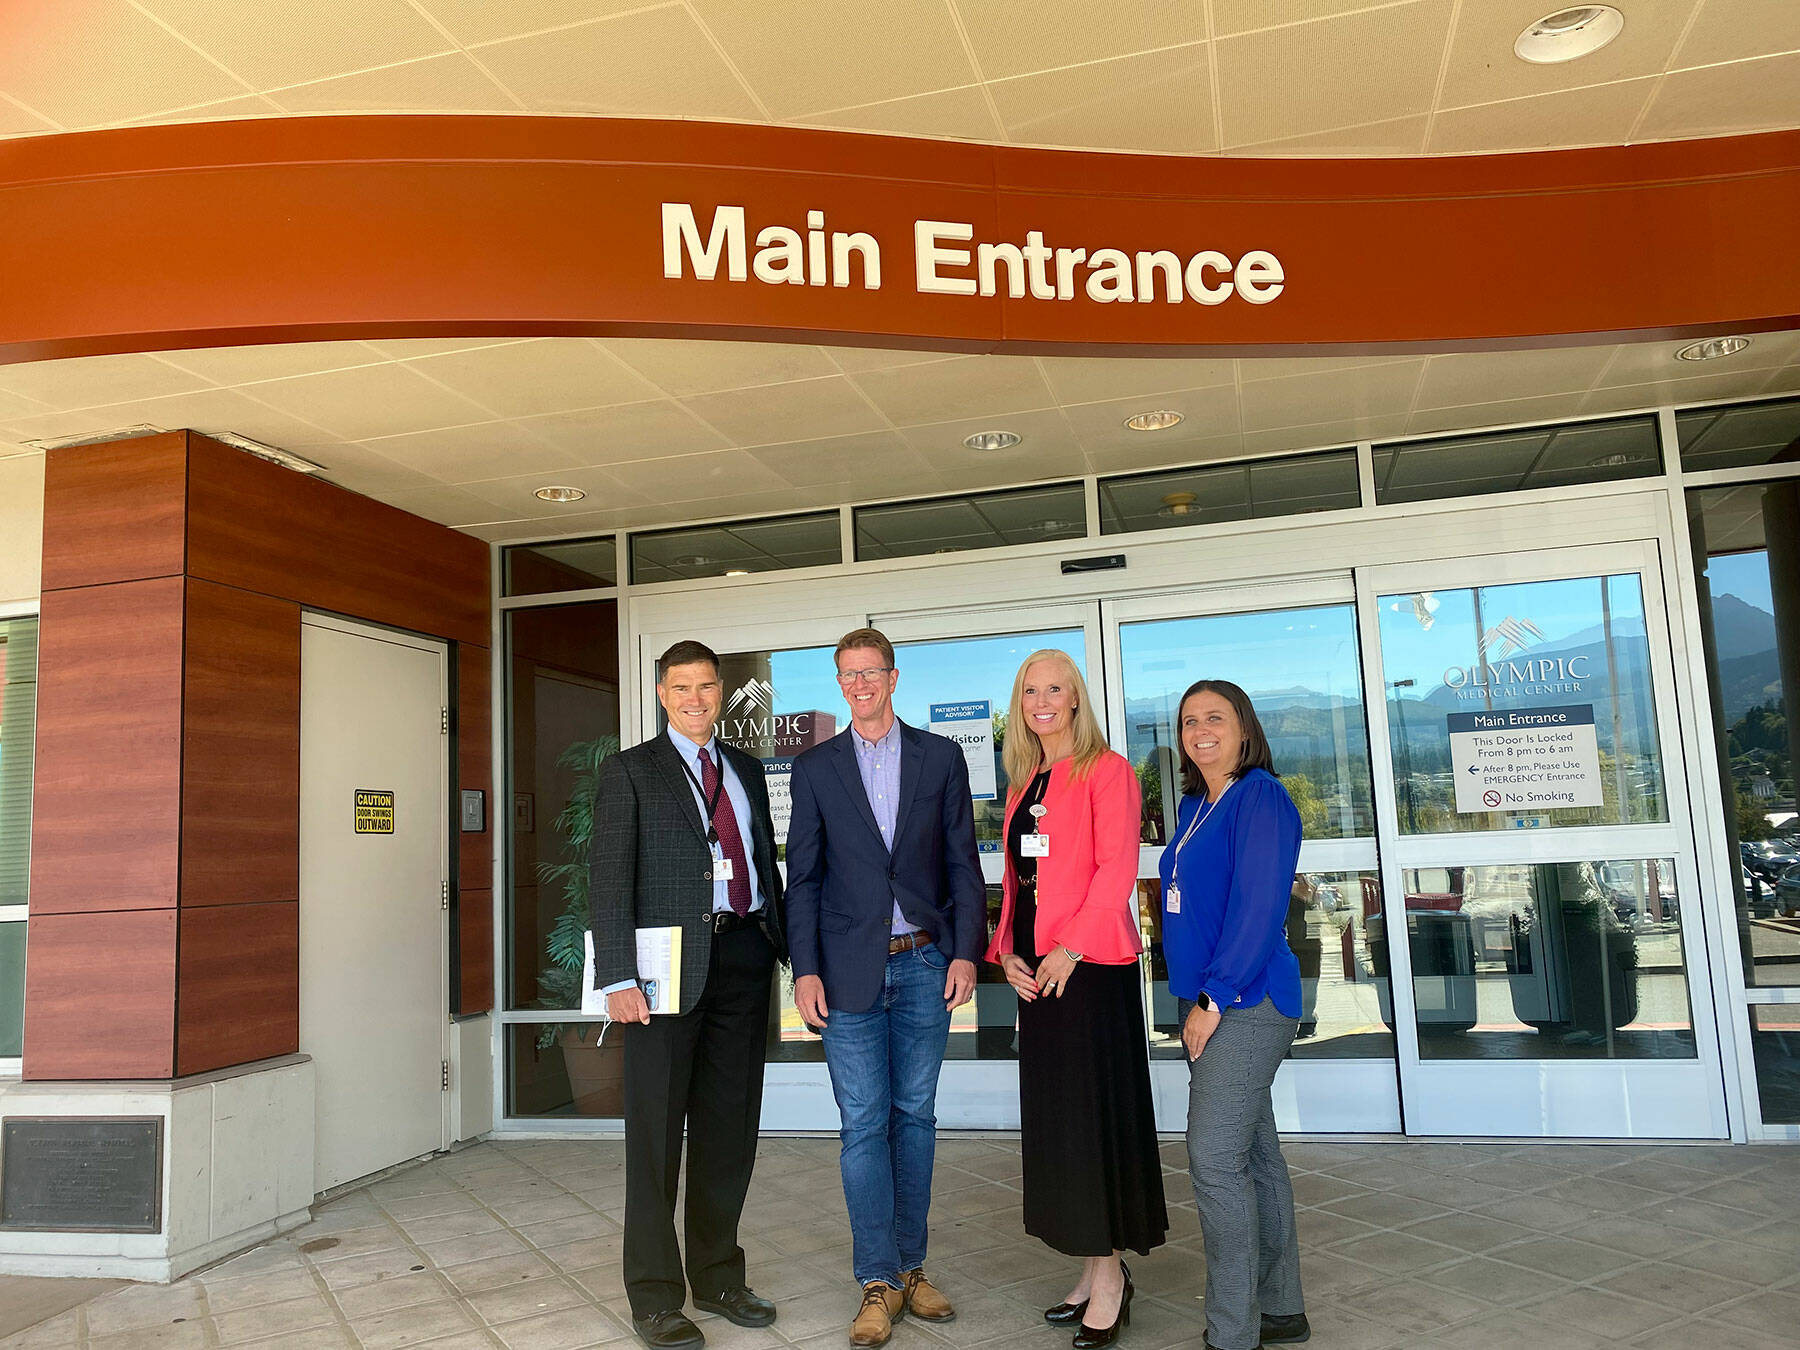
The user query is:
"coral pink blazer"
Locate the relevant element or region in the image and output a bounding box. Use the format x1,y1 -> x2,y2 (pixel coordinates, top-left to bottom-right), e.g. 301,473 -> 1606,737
985,750 -> 1144,967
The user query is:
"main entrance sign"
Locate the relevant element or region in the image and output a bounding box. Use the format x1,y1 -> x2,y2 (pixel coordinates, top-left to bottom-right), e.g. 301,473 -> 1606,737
2,117 -> 1797,364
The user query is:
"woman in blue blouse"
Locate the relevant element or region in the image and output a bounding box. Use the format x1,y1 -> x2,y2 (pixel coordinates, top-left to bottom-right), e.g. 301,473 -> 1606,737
1159,679 -> 1308,1350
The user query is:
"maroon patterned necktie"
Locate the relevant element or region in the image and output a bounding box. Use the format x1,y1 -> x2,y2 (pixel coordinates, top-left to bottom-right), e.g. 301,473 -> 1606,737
697,747 -> 753,916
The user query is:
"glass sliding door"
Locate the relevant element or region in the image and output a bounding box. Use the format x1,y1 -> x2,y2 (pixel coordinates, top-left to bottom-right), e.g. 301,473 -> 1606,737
1105,582 -> 1397,1133
1359,544 -> 1727,1137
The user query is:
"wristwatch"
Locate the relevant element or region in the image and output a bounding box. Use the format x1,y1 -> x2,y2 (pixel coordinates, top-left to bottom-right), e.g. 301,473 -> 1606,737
1062,947 -> 1084,962
1194,991 -> 1211,1011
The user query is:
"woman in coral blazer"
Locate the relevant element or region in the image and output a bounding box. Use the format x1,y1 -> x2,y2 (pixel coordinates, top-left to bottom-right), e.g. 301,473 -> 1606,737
986,649 -> 1166,1350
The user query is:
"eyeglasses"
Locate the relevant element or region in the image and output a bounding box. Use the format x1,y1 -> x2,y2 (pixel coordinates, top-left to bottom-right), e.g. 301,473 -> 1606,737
835,667 -> 894,686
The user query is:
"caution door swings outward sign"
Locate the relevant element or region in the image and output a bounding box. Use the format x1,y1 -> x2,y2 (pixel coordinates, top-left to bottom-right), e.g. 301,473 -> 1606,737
354,788 -> 396,834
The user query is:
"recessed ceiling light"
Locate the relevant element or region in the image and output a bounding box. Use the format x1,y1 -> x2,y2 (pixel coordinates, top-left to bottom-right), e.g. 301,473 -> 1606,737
534,485 -> 585,503
1125,410 -> 1184,432
1587,452 -> 1648,468
723,568 -> 751,577
1514,6 -> 1624,64
672,553 -> 716,568
1675,336 -> 1752,362
963,430 -> 1022,452
1159,491 -> 1199,518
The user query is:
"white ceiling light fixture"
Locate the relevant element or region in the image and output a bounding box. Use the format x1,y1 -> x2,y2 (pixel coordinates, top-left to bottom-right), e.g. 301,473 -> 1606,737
534,485 -> 586,503
1159,491 -> 1199,518
1125,410 -> 1184,432
723,568 -> 751,577
963,430 -> 1022,452
21,423 -> 166,451
672,553 -> 716,568
1675,336 -> 1752,362
1514,6 -> 1624,64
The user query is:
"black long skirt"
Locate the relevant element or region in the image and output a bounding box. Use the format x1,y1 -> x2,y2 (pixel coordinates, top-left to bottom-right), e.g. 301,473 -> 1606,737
1017,958 -> 1169,1257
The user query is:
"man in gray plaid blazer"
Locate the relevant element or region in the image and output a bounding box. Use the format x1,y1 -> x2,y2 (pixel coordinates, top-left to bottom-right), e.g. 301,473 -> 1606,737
589,640 -> 787,1350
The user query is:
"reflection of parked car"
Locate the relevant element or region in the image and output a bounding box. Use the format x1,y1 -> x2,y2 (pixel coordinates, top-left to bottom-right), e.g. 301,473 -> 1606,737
1594,860 -> 1678,926
1744,840 -> 1800,883
1776,863 -> 1800,918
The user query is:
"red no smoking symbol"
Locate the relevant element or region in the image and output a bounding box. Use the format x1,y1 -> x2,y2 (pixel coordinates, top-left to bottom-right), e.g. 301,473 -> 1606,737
1482,790 -> 1503,808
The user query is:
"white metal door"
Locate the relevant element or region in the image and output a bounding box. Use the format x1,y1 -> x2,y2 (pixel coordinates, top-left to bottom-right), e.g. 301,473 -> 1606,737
301,613 -> 451,1190
1358,542 -> 1728,1138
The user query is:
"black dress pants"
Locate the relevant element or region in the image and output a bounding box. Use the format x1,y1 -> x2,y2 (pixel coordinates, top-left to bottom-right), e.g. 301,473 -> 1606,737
622,921 -> 776,1317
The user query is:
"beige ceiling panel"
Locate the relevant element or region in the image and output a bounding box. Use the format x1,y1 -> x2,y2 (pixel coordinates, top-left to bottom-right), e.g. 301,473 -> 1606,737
0,353 -> 213,410
1236,353 -> 1416,381
799,85 -> 1004,142
1063,383 -> 1242,455
247,363 -> 495,439
155,341 -> 385,385
1239,360 -> 1424,431
518,399 -> 730,464
120,94 -> 283,126
0,2 -> 249,128
269,52 -> 520,113
476,6 -> 761,117
468,508 -> 635,543
692,0 -> 977,117
826,346 -> 964,374
140,0 -> 453,89
0,94 -> 58,135
2,407 -> 160,445
1212,0 -> 1397,37
1036,355 -> 1235,406
850,357 -> 1055,427
954,0 -> 1207,82
1428,77 -> 1658,153
1439,0 -> 1692,109
0,388 -> 52,422
1635,50 -> 1800,138
745,429 -> 934,490
419,0 -> 652,47
300,441 -> 443,493
899,407 -> 1087,477
405,339 -> 659,418
1083,430 -> 1246,477
1673,0 -> 1800,68
460,462 -> 652,517
1231,114 -> 1429,155
1413,346 -> 1615,410
1759,364 -> 1800,394
377,482 -> 505,528
988,44 -> 1217,153
364,337 -> 534,359
683,376 -> 889,446
1241,415 -> 1408,456
1403,391 -> 1595,437
597,448 -> 793,504
1216,0 -> 1452,147
358,420 -> 583,481
1598,331 -> 1800,388
1581,370 -> 1770,414
608,339 -> 842,397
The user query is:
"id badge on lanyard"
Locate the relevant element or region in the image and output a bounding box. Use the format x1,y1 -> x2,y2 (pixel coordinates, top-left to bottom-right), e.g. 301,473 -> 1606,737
1022,799 -> 1050,857
1166,794 -> 1219,915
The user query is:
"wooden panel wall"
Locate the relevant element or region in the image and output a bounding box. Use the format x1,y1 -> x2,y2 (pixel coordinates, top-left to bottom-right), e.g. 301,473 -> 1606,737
177,902 -> 298,1075
455,642 -> 493,1015
37,432 -> 187,591
23,910 -> 177,1078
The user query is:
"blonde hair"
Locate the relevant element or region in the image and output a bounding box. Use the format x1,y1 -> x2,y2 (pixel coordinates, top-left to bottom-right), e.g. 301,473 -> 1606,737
1003,649 -> 1109,793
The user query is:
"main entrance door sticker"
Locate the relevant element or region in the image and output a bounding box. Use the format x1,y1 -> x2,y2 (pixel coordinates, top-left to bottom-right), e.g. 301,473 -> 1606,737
1448,705 -> 1602,813
355,788 -> 396,834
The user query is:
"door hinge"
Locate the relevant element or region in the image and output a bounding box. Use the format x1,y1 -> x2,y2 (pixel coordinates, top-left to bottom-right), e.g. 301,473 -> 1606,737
440,706 -> 450,734
441,880 -> 449,910
441,1060 -> 451,1092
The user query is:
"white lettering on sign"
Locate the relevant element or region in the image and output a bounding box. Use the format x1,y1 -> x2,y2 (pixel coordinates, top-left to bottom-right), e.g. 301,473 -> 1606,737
662,204 -> 1282,306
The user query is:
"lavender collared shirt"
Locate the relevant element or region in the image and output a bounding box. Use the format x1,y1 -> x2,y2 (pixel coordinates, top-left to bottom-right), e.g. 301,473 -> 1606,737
852,719 -> 919,937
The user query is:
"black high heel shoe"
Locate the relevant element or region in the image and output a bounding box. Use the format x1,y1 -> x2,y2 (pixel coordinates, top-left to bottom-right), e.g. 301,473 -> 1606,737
1043,1298 -> 1087,1327
1071,1262 -> 1132,1349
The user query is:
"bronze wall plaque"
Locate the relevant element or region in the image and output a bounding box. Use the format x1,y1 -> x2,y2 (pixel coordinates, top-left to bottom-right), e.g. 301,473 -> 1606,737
0,1117 -> 163,1233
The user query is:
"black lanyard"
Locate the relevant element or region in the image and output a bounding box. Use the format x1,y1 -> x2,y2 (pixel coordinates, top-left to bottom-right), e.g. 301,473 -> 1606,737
678,750 -> 727,847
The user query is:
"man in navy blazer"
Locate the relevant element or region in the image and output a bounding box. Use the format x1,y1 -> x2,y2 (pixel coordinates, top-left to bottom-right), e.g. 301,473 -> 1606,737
784,627 -> 985,1348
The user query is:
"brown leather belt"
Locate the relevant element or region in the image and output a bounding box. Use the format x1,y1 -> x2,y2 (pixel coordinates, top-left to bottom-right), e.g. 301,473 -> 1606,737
889,931 -> 933,955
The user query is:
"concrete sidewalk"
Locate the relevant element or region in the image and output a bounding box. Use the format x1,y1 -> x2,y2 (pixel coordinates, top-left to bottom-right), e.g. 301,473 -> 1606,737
4,1136 -> 1797,1349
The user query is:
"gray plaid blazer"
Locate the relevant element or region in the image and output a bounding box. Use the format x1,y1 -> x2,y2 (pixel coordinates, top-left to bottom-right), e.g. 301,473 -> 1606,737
586,731 -> 787,1016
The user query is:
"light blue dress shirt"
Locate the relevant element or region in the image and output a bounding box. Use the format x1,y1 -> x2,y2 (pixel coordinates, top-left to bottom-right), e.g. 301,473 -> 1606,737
852,719 -> 918,937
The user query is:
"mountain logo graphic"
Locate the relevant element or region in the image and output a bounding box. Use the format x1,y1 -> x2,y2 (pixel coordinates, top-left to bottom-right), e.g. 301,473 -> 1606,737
727,678 -> 776,717
1477,617 -> 1546,660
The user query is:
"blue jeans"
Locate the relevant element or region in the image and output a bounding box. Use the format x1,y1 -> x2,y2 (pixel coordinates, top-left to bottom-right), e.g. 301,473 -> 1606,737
819,942 -> 953,1287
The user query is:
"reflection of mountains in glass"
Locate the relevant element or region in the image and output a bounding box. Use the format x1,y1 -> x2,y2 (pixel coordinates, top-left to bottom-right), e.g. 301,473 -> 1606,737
1123,691 -> 1366,775
1706,592 -> 1781,722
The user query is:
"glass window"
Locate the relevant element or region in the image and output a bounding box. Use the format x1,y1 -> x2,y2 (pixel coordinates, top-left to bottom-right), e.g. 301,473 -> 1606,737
1119,605 -> 1373,843
856,483 -> 1086,560
631,512 -> 840,583
1373,416 -> 1661,505
506,601 -> 620,1021
1378,573 -> 1666,833
1,615 -> 37,1061
1675,397 -> 1800,473
503,537 -> 617,596
1687,481 -> 1800,988
1749,1005 -> 1800,1124
1099,450 -> 1359,535
1146,872 -> 1393,1061
1400,859 -> 1695,1061
506,1023 -> 621,1119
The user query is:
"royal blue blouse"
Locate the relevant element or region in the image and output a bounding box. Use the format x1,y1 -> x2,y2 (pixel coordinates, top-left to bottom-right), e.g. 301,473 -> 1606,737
1157,768 -> 1303,1018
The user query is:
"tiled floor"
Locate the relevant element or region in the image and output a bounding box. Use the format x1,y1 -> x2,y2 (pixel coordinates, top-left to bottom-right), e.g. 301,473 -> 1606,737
6,1136 -> 1798,1350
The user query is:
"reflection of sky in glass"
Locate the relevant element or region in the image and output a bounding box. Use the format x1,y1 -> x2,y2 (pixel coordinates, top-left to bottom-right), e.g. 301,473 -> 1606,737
1708,549 -> 1774,615
765,632 -> 1086,724
1120,605 -> 1360,702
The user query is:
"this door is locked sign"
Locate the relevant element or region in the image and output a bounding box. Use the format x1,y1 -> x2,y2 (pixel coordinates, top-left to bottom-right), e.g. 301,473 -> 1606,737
354,788 -> 396,834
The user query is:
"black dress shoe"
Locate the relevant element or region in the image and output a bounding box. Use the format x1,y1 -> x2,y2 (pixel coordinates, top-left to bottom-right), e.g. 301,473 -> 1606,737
1261,1311 -> 1310,1344
1043,1298 -> 1088,1327
694,1286 -> 777,1328
633,1309 -> 705,1349
1071,1263 -> 1133,1349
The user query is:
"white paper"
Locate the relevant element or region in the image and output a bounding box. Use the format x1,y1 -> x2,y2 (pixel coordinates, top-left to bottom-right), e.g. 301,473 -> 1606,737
581,926 -> 683,1015
1020,833 -> 1050,857
929,699 -> 997,801
1447,703 -> 1603,814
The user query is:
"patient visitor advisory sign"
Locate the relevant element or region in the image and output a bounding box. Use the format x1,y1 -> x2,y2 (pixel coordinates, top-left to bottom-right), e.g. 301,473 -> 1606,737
1448,705 -> 1602,813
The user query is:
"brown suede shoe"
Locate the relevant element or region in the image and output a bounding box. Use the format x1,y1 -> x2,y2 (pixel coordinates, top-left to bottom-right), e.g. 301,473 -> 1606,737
849,1282 -> 905,1347
902,1269 -> 955,1323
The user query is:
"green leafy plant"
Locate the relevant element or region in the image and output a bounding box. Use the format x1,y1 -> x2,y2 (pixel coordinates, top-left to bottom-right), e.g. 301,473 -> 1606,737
533,734 -> 619,1050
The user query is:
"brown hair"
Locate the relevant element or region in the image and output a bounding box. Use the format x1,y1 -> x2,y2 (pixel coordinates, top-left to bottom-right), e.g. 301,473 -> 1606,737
834,626 -> 895,668
1176,679 -> 1278,798
656,639 -> 720,683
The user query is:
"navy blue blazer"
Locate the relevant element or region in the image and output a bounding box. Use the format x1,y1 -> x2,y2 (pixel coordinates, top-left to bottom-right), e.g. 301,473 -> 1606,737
783,721 -> 986,1014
